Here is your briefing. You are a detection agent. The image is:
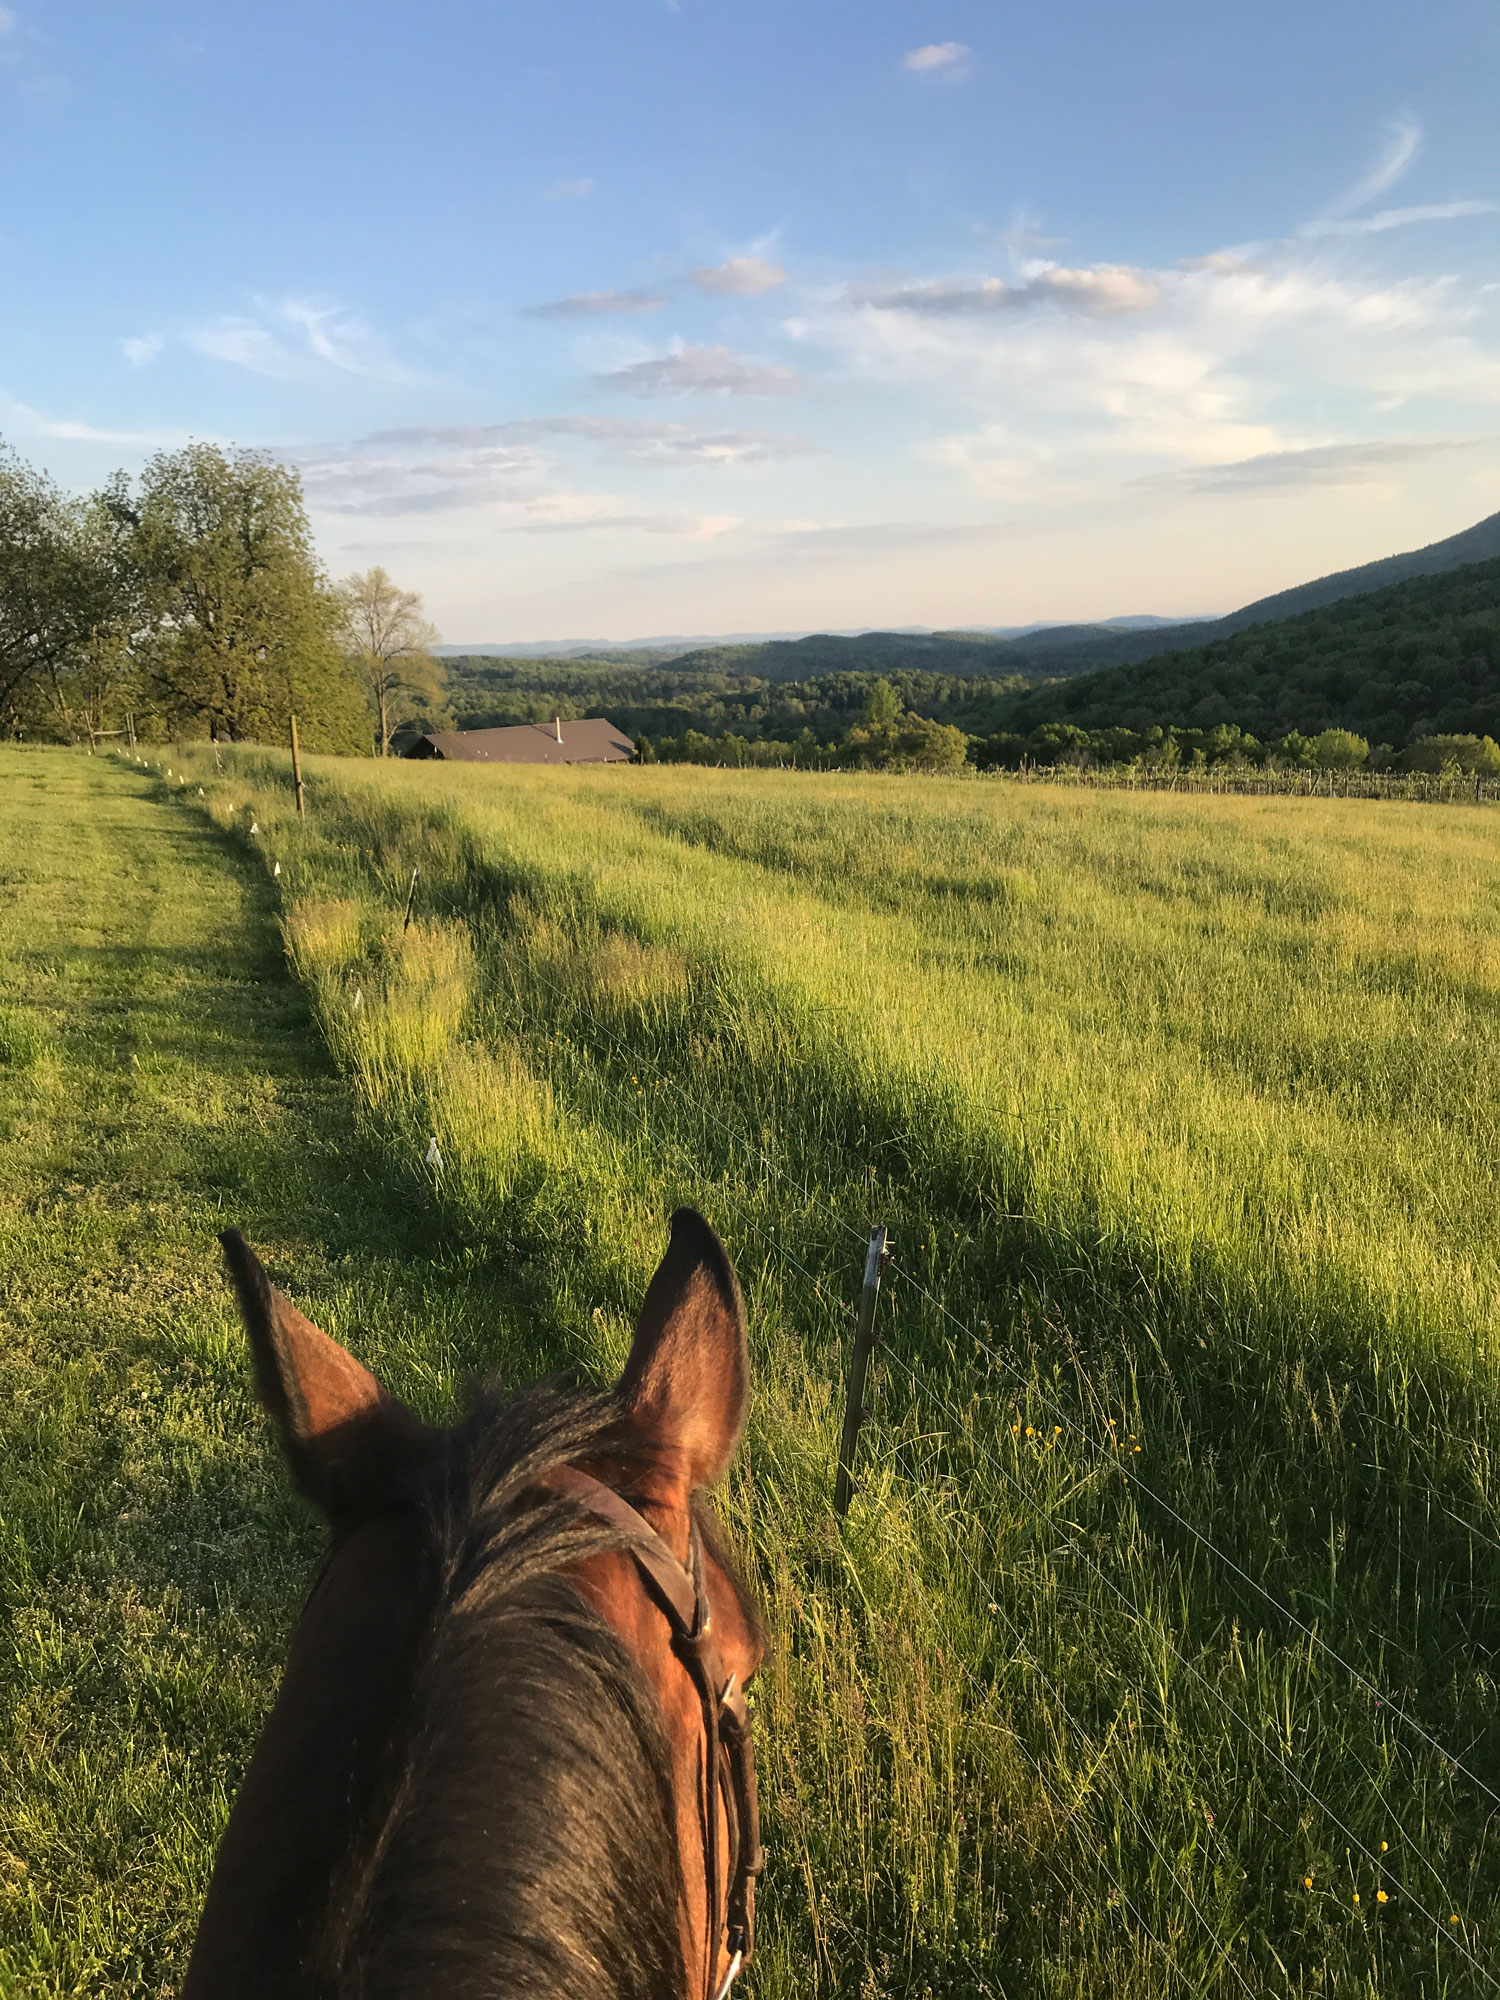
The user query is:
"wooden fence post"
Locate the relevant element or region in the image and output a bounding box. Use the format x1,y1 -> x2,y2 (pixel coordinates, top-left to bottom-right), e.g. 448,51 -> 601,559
290,712 -> 306,819
402,865 -> 420,934
834,1226 -> 890,1516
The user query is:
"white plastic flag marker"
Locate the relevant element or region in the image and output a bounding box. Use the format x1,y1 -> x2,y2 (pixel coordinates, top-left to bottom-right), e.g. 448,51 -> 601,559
273,861 -> 281,878
249,820 -> 260,835
425,1135 -> 443,1171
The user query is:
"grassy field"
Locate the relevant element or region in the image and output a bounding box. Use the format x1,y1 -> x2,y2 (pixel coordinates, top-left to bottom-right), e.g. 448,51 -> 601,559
6,743 -> 1500,1996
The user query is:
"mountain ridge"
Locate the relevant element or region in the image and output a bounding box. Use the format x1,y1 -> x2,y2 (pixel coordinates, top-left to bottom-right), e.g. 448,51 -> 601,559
434,509 -> 1500,677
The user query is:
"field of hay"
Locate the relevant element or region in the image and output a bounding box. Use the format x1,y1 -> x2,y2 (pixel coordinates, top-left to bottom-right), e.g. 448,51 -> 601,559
6,742 -> 1500,1997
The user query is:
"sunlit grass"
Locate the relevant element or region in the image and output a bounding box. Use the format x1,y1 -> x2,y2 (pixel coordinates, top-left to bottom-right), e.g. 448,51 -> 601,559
122,745 -> 1500,1993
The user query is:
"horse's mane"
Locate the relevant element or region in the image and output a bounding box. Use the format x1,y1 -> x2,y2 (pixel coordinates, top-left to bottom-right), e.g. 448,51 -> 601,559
317,1379 -> 691,2000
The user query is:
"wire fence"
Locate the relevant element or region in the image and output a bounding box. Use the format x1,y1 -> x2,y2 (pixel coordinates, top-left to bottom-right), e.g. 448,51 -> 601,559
998,762 -> 1500,804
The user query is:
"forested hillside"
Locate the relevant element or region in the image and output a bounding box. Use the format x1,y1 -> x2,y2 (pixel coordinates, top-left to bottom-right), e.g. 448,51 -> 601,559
435,651 -> 1029,749
994,554 -> 1500,751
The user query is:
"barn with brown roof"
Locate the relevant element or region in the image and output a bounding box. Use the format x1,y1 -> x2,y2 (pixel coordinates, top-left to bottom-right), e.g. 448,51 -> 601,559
402,718 -> 635,765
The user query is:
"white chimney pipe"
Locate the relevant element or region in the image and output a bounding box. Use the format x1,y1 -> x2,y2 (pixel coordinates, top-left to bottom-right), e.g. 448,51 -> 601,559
554,716 -> 563,744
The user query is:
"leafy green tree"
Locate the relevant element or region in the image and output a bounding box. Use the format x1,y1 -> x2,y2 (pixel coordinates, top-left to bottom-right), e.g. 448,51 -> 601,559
334,565 -> 448,755
37,476 -> 150,745
1307,728 -> 1369,770
132,443 -> 363,749
1400,733 -> 1500,775
863,677 -> 901,728
0,441 -> 125,738
894,713 -> 969,770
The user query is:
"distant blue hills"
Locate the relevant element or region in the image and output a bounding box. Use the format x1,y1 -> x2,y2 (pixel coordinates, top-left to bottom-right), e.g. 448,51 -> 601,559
436,508 -> 1500,679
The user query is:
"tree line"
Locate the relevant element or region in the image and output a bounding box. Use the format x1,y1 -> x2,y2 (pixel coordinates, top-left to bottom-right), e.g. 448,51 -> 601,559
1,436 -> 447,753
635,692 -> 1500,778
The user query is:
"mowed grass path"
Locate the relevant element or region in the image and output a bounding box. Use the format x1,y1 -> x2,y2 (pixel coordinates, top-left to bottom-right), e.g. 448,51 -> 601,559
0,750 -> 543,1996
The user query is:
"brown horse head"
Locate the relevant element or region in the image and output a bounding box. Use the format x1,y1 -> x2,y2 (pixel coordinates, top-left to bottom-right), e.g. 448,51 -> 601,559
185,1208 -> 765,2000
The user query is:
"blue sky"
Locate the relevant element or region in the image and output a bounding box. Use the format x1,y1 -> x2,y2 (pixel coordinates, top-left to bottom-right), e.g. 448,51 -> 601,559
3,0 -> 1498,641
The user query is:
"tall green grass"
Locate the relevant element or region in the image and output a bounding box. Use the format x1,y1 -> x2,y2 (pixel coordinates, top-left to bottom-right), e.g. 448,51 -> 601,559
153,745 -> 1500,1997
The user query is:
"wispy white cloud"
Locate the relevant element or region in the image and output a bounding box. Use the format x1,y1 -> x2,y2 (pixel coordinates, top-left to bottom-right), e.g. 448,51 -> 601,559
0,11 -> 17,35
188,317 -> 302,379
1297,118 -> 1493,240
902,41 -> 970,76
523,288 -> 665,318
525,415 -> 810,464
601,342 -> 799,396
847,263 -> 1161,319
279,298 -> 406,379
286,414 -> 812,520
544,176 -> 593,201
510,505 -> 741,538
1138,437 -> 1496,494
186,297 -> 408,381
120,333 -> 164,367
362,416 -> 811,468
1325,117 -> 1422,220
690,256 -> 788,296
307,445 -> 739,535
1302,199 -> 1497,238
523,258 -> 789,319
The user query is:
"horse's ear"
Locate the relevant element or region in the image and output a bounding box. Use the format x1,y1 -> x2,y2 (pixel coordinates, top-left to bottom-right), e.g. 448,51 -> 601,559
617,1208 -> 749,1491
219,1229 -> 429,1520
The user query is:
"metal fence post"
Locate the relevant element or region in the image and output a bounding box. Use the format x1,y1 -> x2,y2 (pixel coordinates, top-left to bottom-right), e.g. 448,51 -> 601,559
290,711 -> 306,819
834,1225 -> 890,1516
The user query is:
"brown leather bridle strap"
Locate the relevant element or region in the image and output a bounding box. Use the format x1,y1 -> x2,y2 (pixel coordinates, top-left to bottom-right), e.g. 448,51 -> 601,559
543,1464 -> 701,1630
539,1465 -> 761,2000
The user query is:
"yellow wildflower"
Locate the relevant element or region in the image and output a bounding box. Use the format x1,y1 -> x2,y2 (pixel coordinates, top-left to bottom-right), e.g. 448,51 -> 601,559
1376,1891 -> 1389,1905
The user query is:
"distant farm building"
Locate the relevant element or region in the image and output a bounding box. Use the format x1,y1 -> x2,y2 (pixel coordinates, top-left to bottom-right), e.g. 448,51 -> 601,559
402,718 -> 634,765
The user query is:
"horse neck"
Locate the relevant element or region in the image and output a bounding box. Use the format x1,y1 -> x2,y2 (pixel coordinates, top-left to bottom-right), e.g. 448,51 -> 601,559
181,1514 -> 433,1999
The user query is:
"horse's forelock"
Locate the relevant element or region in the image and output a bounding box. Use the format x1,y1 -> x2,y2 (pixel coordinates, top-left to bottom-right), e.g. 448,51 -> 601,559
313,1378 -> 692,2000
